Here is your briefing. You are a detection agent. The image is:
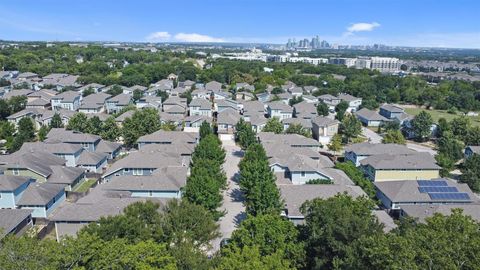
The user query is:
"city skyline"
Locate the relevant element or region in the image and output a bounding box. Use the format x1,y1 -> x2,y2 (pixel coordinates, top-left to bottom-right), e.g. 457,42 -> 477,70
0,0 -> 479,49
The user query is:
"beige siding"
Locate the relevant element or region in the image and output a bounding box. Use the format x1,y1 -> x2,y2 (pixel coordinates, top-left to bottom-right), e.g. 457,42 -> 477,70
374,170 -> 440,181
4,169 -> 47,182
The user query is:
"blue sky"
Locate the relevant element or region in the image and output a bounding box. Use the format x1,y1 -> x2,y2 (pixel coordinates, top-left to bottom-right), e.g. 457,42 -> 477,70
0,0 -> 479,48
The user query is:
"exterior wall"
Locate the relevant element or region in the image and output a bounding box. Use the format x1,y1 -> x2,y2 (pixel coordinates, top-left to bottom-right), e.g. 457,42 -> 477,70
344,151 -> 364,166
0,192 -> 16,208
189,107 -> 212,117
268,108 -> 292,120
4,169 -> 47,182
131,190 -> 181,199
55,152 -> 80,167
79,107 -> 103,114
55,222 -> 89,241
376,189 -> 394,209
291,171 -> 329,184
103,168 -> 155,181
46,191 -> 66,217
364,166 -> 440,182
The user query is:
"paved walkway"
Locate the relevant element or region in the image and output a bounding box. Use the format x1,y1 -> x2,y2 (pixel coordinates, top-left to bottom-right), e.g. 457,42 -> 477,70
210,141 -> 245,253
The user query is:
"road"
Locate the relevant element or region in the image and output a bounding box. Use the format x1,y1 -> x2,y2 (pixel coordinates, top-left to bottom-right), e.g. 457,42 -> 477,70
362,127 -> 436,156
210,141 -> 245,253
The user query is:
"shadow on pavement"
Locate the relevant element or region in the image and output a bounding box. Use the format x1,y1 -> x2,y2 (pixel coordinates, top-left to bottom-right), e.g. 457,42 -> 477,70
233,211 -> 247,226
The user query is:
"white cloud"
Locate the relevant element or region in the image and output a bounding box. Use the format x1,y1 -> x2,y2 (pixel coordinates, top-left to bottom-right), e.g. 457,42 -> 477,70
174,33 -> 224,43
347,22 -> 380,33
146,31 -> 171,41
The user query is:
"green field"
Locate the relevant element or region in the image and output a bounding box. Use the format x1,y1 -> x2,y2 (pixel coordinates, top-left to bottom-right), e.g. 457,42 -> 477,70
73,179 -> 97,193
404,108 -> 480,127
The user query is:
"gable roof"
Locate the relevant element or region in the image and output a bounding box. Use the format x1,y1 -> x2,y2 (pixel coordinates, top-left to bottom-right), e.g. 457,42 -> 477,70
280,184 -> 367,217
374,178 -> 477,203
355,108 -> 388,121
47,166 -> 85,185
345,142 -> 414,156
137,130 -> 198,145
0,209 -> 33,238
217,108 -> 241,125
17,183 -> 65,205
360,153 -> 441,170
0,175 -> 31,191
45,128 -> 101,144
78,151 -> 107,166
267,101 -> 293,113
311,116 -> 339,127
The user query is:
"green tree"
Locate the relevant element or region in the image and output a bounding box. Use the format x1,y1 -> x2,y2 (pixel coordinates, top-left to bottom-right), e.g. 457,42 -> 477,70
50,113 -> 64,128
327,134 -> 343,153
340,114 -> 362,143
132,89 -> 143,101
217,245 -> 294,270
122,108 -> 161,147
316,101 -> 329,116
8,95 -> 27,114
37,125 -> 50,141
161,199 -> 220,249
285,123 -> 311,138
335,100 -> 349,121
183,166 -> 224,216
437,131 -> 464,162
334,162 -> 376,199
0,235 -> 62,270
82,87 -> 94,97
235,118 -> 256,149
101,116 -> 120,141
435,153 -> 455,177
301,194 -> 383,269
86,116 -> 103,135
460,154 -> 480,192
450,116 -> 471,140
0,99 -> 10,119
67,112 -> 89,132
81,201 -> 164,243
239,143 -> 282,216
0,121 -> 15,140
17,117 -> 35,141
382,129 -> 406,144
345,210 -> 480,270
262,117 -> 283,134
191,134 -> 225,167
411,111 -> 433,142
199,121 -> 212,139
226,214 -> 305,268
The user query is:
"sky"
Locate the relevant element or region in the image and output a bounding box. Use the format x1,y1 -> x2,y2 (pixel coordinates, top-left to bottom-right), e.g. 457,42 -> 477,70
0,0 -> 479,48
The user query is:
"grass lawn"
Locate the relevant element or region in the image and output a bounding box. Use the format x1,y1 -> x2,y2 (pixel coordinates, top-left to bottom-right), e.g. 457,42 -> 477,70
73,178 -> 97,193
404,108 -> 480,127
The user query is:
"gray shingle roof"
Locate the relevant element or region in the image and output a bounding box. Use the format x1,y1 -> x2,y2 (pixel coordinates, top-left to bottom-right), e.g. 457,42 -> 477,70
78,152 -> 107,166
102,166 -> 187,192
45,128 -> 101,144
137,130 -> 198,144
217,108 -> 241,125
47,166 -> 85,185
355,108 -> 388,121
345,142 -> 414,156
380,104 -> 404,113
17,183 -> 65,205
374,178 -> 477,203
0,150 -> 65,178
280,184 -> 367,217
311,116 -> 339,127
21,141 -> 83,155
267,101 -> 293,112
107,93 -> 132,105
0,209 -> 33,238
360,153 -> 441,170
51,91 -> 80,102
189,98 -> 212,110
401,204 -> 480,223
0,175 -> 31,191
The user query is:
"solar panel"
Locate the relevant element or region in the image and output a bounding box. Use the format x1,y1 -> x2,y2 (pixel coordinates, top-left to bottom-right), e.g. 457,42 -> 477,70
417,180 -> 448,187
418,186 -> 458,193
428,192 -> 470,200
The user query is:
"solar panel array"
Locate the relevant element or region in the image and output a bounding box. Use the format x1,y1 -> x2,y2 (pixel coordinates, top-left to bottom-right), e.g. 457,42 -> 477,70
418,186 -> 458,193
428,193 -> 470,200
417,179 -> 471,201
417,180 -> 448,187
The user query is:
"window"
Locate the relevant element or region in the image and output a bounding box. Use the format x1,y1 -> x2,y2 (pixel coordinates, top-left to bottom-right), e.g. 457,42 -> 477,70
301,171 -> 306,177
133,169 -> 143,176
12,169 -> 19,176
